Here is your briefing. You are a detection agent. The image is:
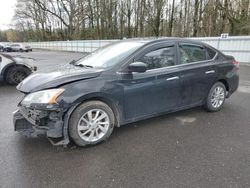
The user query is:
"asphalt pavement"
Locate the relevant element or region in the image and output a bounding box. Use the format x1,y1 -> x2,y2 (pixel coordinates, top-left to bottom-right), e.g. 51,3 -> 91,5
0,50 -> 250,188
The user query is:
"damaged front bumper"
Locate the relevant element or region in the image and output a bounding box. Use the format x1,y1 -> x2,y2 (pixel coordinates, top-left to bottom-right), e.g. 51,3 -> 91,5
13,106 -> 70,146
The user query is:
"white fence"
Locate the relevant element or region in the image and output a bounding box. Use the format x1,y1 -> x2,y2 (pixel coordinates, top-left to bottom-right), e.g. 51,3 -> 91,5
25,36 -> 250,63
191,36 -> 250,63
29,40 -> 118,53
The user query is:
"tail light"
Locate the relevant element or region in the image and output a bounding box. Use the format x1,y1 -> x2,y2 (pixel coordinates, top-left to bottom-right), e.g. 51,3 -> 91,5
232,59 -> 239,69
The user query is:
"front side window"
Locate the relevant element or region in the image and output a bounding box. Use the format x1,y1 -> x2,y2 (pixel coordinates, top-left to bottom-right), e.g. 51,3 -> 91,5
139,46 -> 175,70
179,44 -> 206,64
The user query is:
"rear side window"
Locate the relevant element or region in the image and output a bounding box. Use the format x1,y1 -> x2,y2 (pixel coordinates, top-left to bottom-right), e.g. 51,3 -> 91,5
139,46 -> 175,70
206,47 -> 217,59
179,43 -> 206,64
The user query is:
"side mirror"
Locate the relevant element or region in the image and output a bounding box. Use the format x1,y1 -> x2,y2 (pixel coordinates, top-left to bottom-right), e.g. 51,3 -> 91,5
128,62 -> 147,73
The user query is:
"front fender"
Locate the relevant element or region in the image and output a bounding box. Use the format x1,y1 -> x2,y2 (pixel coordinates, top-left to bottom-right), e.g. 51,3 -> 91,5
1,63 -> 34,77
16,62 -> 34,70
75,93 -> 123,127
59,95 -> 121,146
15,57 -> 37,71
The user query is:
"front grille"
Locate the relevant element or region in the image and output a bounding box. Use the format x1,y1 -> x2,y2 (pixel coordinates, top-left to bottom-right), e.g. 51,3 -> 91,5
15,118 -> 33,131
19,107 -> 48,125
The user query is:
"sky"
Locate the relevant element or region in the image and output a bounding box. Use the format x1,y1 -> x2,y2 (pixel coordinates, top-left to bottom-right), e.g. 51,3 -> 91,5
0,0 -> 17,30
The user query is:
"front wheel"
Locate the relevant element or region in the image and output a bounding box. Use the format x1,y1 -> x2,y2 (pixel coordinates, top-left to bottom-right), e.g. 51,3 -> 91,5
204,82 -> 226,112
69,101 -> 115,147
5,66 -> 31,85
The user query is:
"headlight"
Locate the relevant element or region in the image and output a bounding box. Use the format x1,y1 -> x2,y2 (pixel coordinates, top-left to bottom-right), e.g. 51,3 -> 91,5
21,88 -> 65,106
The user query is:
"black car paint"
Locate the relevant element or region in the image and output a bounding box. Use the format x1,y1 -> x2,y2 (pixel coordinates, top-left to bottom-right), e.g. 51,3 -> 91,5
13,39 -> 239,146
17,63 -> 103,93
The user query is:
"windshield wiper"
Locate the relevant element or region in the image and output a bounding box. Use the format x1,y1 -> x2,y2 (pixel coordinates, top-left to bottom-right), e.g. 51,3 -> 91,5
69,59 -> 76,65
73,63 -> 93,68
78,64 -> 94,68
69,60 -> 93,68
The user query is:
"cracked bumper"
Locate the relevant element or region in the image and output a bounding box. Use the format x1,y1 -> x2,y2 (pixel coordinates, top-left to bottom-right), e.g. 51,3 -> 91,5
13,110 -> 46,137
13,107 -> 69,146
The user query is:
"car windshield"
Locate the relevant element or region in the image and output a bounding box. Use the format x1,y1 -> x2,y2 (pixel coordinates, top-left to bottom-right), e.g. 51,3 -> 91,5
76,41 -> 144,68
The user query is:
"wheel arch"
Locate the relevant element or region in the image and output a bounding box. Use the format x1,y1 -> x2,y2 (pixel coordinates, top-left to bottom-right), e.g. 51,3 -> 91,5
1,62 -> 13,76
60,93 -> 123,145
2,63 -> 31,79
85,97 -> 121,127
71,94 -> 122,127
2,63 -> 16,78
217,79 -> 229,91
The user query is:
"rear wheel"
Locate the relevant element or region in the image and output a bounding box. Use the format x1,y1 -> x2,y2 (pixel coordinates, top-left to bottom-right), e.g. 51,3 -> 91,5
69,101 -> 115,147
204,82 -> 226,112
5,66 -> 31,85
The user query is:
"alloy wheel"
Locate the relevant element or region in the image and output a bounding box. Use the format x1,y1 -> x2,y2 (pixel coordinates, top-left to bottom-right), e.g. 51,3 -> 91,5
77,109 -> 110,142
211,86 -> 225,108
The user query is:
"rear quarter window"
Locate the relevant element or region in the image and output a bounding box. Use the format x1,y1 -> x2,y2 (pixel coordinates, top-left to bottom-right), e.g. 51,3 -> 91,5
206,47 -> 217,60
179,43 -> 207,64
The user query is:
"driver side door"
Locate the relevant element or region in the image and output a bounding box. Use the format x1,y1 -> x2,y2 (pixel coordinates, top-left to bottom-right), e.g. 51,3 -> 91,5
120,42 -> 181,122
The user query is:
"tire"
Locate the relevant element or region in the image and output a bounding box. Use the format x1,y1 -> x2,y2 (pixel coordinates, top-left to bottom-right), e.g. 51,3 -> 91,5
69,101 -> 115,147
4,66 -> 31,85
204,82 -> 226,112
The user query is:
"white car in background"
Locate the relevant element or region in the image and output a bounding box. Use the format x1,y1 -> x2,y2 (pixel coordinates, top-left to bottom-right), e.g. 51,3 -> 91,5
9,44 -> 32,52
0,53 -> 36,84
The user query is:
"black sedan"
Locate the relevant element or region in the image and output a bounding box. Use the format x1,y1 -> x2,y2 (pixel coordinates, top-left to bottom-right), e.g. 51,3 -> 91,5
13,38 -> 239,147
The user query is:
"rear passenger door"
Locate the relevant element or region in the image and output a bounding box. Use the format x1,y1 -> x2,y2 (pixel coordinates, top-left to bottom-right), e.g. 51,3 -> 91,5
177,43 -> 218,106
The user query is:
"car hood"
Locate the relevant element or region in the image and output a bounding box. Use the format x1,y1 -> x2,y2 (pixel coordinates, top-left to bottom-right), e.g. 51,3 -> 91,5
17,63 -> 103,93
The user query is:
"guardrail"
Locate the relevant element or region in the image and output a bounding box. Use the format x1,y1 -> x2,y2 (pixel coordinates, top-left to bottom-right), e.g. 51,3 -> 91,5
24,36 -> 250,63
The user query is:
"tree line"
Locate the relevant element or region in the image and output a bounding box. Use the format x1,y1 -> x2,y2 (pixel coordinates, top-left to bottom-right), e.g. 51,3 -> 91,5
1,0 -> 250,42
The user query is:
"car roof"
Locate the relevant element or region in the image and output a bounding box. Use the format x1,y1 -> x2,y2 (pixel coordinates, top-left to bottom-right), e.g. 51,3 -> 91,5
122,37 -> 206,45
118,37 -> 217,52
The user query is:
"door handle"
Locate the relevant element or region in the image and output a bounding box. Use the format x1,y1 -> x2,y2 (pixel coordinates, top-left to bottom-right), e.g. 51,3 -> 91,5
205,70 -> 215,74
166,76 -> 179,81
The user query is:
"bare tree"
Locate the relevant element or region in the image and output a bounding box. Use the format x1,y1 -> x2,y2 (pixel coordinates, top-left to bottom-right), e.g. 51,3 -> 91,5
9,0 -> 250,41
